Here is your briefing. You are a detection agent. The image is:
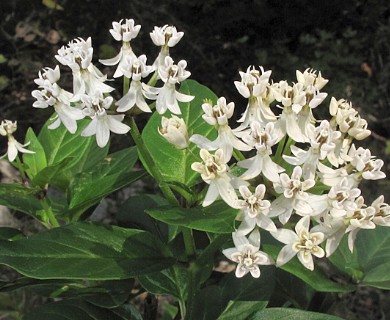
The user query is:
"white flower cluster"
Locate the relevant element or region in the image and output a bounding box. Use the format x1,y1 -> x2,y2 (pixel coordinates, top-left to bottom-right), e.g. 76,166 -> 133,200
31,19 -> 193,148
189,66 -> 388,276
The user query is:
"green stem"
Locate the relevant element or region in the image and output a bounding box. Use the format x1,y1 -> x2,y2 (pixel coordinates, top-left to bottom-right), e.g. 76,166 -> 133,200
232,149 -> 245,162
123,76 -> 130,95
182,228 -> 196,258
283,137 -> 295,157
128,117 -> 178,205
14,156 -> 27,184
147,70 -> 159,87
40,198 -> 60,228
274,135 -> 286,164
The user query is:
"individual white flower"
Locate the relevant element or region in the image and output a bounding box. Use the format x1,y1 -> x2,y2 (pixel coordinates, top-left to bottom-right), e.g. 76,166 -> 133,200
371,196 -> 390,227
191,149 -> 247,208
327,178 -> 361,218
296,68 -> 328,91
270,166 -> 315,224
222,229 -> 274,278
99,19 -> 141,78
272,216 -> 325,271
283,120 -> 342,179
81,92 -> 130,147
234,66 -> 276,130
56,37 -> 114,98
150,25 -> 184,69
115,55 -> 154,113
0,120 -> 34,162
235,184 -> 277,234
237,121 -> 284,182
348,145 -> 386,181
158,115 -> 189,149
32,68 -> 85,133
190,97 -> 251,161
143,56 -> 193,115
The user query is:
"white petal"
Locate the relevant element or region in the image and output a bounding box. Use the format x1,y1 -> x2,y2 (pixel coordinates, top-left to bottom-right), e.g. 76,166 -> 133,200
272,229 -> 297,245
203,182 -> 219,207
96,119 -> 110,148
276,245 -> 297,267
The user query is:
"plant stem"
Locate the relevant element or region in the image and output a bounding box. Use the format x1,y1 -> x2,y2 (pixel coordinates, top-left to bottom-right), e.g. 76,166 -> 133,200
128,117 -> 178,205
14,156 -> 27,184
123,76 -> 130,95
232,149 -> 245,162
147,70 -> 159,87
274,134 -> 286,164
283,137 -> 295,156
40,198 -> 60,228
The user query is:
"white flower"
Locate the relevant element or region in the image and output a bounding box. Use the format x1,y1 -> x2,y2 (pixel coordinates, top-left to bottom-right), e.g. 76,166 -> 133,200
99,19 -> 141,78
191,149 -> 247,208
296,68 -> 328,91
143,57 -> 193,115
238,121 -> 284,182
56,37 -> 114,98
190,97 -> 251,161
371,196 -> 390,227
81,92 -> 130,147
150,25 -> 184,69
115,55 -> 154,113
272,216 -> 325,271
283,120 -> 342,179
234,66 -> 276,130
109,19 -> 141,42
223,229 -> 274,278
236,184 -> 277,234
32,68 -> 85,134
0,120 -> 34,162
158,115 -> 189,149
270,166 -> 315,224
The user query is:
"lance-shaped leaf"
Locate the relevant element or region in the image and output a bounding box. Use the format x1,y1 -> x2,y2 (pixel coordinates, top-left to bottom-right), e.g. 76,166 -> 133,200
23,128 -> 47,180
146,201 -> 239,234
142,80 -> 217,187
0,222 -> 174,280
249,308 -> 344,320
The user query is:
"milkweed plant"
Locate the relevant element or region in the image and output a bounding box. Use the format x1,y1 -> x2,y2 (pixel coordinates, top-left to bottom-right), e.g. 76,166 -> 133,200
0,19 -> 389,320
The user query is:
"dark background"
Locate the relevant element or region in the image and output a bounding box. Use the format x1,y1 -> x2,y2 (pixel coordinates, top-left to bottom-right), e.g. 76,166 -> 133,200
0,1 -> 390,318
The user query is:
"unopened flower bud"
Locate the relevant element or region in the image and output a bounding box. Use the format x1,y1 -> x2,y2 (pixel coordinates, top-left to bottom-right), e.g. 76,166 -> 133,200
159,115 -> 189,149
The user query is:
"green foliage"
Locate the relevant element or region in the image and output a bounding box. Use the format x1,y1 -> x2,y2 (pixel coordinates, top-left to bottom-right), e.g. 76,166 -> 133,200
0,223 -> 175,280
142,80 -> 217,187
249,308 -> 344,320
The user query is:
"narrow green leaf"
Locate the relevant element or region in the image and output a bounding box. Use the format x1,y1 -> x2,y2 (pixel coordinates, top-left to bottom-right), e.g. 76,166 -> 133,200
32,158 -> 73,188
142,80 -> 217,187
23,299 -> 142,320
146,201 -> 239,233
23,128 -> 47,180
0,184 -> 42,217
218,301 -> 267,320
264,244 -> 356,292
0,228 -> 24,241
138,265 -> 188,300
0,222 -> 174,280
249,308 -> 344,320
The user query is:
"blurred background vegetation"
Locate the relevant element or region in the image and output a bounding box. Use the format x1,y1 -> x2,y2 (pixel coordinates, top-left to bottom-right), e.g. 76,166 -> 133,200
0,0 -> 390,318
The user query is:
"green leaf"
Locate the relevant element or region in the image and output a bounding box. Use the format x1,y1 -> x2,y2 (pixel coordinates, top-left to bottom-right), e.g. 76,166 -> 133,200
23,128 -> 47,180
42,0 -> 64,10
32,158 -> 73,188
264,244 -> 356,292
142,80 -> 217,187
249,308 -> 344,320
0,184 -> 42,217
218,301 -> 268,320
138,265 -> 187,300
67,147 -> 144,219
189,267 -> 274,320
146,201 -> 239,233
0,222 -> 174,280
117,194 -> 169,239
23,299 -> 142,320
0,228 -> 24,241
38,118 -> 109,190
330,226 -> 390,289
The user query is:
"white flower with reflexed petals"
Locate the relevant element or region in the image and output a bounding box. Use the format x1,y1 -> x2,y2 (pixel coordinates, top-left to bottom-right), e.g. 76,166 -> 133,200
223,229 -> 274,278
236,184 -> 277,234
190,97 -> 251,161
81,92 -> 130,148
271,216 -> 325,271
99,19 -> 141,78
191,149 -> 247,208
115,55 -> 154,113
150,25 -> 184,69
0,120 -> 34,162
238,121 -> 284,182
143,56 -> 193,115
